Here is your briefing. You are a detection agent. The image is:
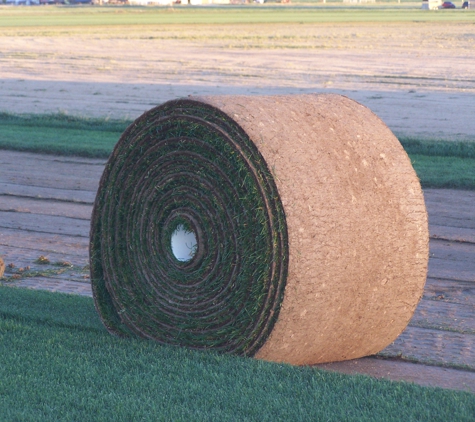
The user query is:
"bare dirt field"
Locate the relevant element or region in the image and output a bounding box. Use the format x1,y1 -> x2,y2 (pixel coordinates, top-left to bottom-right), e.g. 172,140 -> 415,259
1,21 -> 475,140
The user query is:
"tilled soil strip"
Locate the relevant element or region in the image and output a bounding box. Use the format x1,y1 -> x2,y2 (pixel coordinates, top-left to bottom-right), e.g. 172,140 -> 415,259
0,150 -> 474,393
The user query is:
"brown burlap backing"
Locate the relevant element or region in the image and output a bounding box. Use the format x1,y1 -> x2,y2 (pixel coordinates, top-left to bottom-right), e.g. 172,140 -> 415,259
195,94 -> 428,365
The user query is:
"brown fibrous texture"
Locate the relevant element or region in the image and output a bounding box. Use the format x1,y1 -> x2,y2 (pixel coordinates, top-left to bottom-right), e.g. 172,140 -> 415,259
195,94 -> 429,365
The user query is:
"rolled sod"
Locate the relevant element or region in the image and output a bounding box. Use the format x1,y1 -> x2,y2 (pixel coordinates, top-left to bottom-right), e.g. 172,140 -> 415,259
90,94 -> 428,365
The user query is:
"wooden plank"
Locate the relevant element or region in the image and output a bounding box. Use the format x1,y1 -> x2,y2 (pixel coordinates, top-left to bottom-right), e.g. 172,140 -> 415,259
424,188 -> 475,231
316,357 -> 475,394
427,239 -> 475,281
424,188 -> 475,208
0,210 -> 90,238
423,277 -> 475,307
430,225 -> 475,243
0,151 -> 104,191
425,201 -> 475,227
0,150 -> 106,166
0,150 -> 106,169
430,238 -> 475,262
0,195 -> 92,220
0,182 -> 96,204
1,170 -> 101,192
428,256 -> 475,282
0,227 -> 89,256
379,326 -> 475,370
410,298 -> 475,334
425,200 -> 475,216
428,214 -> 475,230
425,198 -> 475,215
0,244 -> 89,269
0,211 -> 90,237
2,266 -> 90,285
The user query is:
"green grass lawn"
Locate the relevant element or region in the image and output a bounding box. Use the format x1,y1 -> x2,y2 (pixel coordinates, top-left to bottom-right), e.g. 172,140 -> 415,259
0,286 -> 473,421
0,113 -> 124,158
400,138 -> 475,190
0,5 -> 474,28
1,112 -> 474,190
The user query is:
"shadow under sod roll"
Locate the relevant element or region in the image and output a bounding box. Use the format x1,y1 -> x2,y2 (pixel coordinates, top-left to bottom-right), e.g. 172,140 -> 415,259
90,94 -> 428,365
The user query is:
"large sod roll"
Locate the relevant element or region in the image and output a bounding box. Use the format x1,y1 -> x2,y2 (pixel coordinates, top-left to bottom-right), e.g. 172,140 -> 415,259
90,94 -> 428,365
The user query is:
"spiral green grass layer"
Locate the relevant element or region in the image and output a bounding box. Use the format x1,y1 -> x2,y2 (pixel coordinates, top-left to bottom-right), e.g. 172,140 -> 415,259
90,99 -> 288,356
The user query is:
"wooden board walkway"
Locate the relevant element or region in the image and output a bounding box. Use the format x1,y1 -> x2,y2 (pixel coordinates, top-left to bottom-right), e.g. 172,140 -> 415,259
1,150 -> 474,393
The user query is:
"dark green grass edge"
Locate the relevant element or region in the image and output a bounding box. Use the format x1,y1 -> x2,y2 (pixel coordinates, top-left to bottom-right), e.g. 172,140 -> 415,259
0,111 -> 129,133
0,286 -> 474,421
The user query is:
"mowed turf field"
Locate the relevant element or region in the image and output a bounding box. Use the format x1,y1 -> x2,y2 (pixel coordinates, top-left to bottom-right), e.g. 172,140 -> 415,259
0,286 -> 474,421
1,4 -> 475,28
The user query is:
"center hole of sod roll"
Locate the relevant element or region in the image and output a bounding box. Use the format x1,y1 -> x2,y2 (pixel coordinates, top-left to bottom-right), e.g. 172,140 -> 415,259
171,224 -> 197,262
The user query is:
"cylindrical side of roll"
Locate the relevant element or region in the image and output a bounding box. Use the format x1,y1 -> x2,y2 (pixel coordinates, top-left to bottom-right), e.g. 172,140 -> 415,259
90,93 -> 429,365
195,94 -> 428,365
